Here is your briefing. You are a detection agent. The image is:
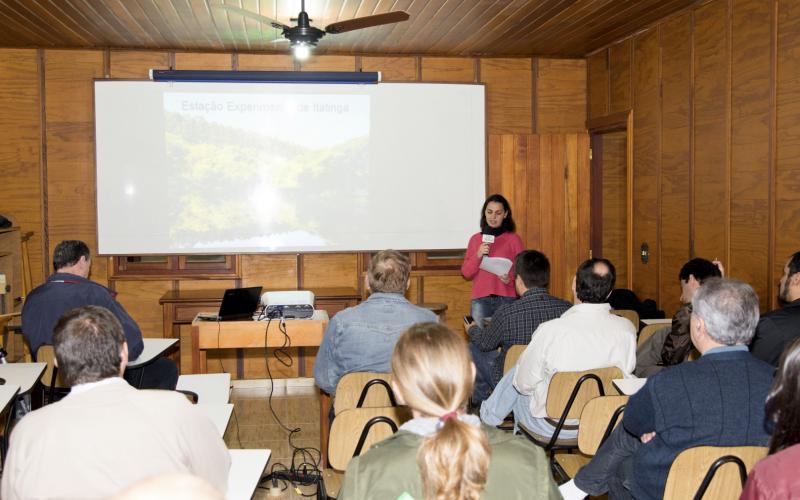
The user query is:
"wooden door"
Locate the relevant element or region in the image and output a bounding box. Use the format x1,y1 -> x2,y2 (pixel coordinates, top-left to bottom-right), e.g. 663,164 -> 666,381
590,123 -> 632,289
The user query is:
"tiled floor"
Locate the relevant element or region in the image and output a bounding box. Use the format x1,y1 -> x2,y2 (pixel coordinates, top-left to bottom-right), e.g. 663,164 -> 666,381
224,384 -> 324,499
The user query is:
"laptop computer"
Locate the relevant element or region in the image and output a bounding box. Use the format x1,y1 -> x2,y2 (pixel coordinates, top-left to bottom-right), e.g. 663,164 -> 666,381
203,286 -> 263,321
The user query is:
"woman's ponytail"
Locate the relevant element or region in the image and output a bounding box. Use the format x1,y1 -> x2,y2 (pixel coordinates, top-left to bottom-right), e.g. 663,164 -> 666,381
392,323 -> 492,500
417,416 -> 491,500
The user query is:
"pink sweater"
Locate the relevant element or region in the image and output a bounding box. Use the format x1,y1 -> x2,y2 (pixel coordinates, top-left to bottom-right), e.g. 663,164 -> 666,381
461,231 -> 524,299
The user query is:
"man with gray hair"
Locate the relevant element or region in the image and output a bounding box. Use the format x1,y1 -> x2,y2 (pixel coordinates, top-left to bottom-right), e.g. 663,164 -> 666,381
313,250 -> 436,395
560,278 -> 773,500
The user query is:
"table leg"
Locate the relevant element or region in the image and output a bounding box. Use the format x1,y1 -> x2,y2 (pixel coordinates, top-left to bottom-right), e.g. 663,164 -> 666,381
191,324 -> 206,374
319,390 -> 330,468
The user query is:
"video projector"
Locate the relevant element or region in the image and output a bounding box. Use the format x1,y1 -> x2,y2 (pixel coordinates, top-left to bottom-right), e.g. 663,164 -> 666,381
260,291 -> 315,319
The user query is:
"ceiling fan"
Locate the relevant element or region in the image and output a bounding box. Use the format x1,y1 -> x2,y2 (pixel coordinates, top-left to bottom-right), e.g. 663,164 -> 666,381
216,1 -> 410,60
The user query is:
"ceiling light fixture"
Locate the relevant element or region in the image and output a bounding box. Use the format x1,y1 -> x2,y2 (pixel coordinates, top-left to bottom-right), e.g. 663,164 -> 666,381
292,42 -> 311,61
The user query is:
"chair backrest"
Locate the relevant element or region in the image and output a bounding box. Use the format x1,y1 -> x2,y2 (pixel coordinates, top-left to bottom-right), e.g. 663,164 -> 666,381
545,367 -> 623,420
638,323 -> 667,348
577,395 -> 628,455
334,372 -> 395,416
504,344 -> 526,374
663,446 -> 768,500
611,309 -> 639,330
328,406 -> 412,471
36,345 -> 68,389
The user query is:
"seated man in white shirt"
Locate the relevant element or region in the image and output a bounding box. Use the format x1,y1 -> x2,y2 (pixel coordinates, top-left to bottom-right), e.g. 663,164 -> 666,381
2,305 -> 230,500
480,258 -> 636,438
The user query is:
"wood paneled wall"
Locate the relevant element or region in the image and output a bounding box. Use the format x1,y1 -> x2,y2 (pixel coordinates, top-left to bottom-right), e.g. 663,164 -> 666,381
488,134 -> 591,300
587,0 -> 797,314
0,48 -> 587,378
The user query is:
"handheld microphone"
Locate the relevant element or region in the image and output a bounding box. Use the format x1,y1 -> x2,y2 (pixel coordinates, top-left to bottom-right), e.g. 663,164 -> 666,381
482,234 -> 495,244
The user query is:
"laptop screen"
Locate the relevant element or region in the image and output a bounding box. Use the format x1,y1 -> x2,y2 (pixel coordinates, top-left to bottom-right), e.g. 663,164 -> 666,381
218,287 -> 262,321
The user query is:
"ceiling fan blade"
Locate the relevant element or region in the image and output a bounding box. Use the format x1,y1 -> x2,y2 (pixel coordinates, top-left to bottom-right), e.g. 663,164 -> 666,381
214,4 -> 290,31
325,11 -> 409,34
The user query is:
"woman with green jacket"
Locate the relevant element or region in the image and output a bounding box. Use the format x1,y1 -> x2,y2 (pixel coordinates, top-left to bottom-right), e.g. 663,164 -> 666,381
339,322 -> 561,500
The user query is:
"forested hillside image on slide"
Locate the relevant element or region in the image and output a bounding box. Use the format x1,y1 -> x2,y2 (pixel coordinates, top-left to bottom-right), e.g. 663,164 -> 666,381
165,113 -> 368,250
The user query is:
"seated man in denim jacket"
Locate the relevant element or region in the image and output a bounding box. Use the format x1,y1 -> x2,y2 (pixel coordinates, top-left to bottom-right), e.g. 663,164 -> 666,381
313,250 -> 437,395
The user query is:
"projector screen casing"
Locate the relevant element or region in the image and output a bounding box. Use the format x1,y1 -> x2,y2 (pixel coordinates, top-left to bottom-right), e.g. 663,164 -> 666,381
94,80 -> 486,255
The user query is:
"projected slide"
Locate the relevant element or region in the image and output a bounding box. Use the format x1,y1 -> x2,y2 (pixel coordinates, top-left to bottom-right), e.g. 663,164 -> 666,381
163,92 -> 369,250
95,81 -> 485,254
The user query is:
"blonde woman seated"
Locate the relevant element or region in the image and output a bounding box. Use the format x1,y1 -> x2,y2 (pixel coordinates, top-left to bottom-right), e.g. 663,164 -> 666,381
339,322 -> 560,499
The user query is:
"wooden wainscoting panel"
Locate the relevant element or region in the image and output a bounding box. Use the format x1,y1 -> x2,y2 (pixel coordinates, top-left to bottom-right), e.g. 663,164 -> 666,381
659,13 -> 693,316
525,135 -> 543,251
775,0 -> 800,310
302,253 -> 359,289
730,0 -> 772,311
546,134 -> 569,300
407,276 -> 421,305
421,274 -> 472,333
577,133 -> 592,266
44,50 -> 104,259
242,254 -> 298,289
174,52 -> 233,70
420,57 -> 475,82
486,135 -> 503,199
563,134 -> 580,290
361,56 -> 417,81
587,50 -> 609,120
487,134 -> 528,242
601,131 -> 628,288
109,50 -> 170,79
0,48 -> 44,285
300,55 -> 356,72
536,58 -> 587,133
538,136 -> 558,294
692,0 -> 730,261
480,58 -> 533,135
178,279 -> 237,291
237,53 -> 295,71
631,28 -> 660,302
552,133 -> 571,299
609,40 -> 632,113
90,257 -> 110,289
114,279 -> 173,338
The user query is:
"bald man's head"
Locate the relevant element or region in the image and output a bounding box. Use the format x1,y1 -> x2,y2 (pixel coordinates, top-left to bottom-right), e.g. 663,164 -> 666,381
575,258 -> 616,303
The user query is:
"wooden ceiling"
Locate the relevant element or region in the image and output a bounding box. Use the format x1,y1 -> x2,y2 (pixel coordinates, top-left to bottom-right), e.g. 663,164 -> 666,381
0,0 -> 697,57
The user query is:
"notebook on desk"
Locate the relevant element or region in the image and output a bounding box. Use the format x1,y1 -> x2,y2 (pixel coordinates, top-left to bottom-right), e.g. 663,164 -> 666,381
198,286 -> 262,321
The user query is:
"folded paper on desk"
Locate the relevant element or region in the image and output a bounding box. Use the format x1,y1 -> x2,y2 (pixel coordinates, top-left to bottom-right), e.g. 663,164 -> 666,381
479,257 -> 512,277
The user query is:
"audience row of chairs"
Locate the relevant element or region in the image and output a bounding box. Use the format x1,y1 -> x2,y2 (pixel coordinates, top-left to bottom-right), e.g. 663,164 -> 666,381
326,333 -> 766,500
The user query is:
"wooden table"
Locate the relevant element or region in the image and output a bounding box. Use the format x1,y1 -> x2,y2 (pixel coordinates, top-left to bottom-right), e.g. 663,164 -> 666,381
191,312 -> 332,465
190,311 -> 328,374
161,287 -> 359,340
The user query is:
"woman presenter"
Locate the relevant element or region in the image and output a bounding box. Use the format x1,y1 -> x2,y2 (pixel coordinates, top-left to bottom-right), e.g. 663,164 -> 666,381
460,194 -> 523,327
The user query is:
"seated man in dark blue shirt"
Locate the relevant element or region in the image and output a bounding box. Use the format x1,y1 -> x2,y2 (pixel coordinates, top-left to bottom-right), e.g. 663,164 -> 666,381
750,250 -> 800,367
560,278 -> 773,500
22,240 -> 178,390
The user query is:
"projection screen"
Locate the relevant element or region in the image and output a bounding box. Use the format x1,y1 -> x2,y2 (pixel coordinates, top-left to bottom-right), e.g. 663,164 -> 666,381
94,80 -> 485,254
